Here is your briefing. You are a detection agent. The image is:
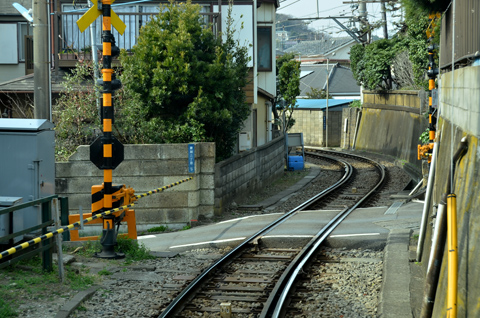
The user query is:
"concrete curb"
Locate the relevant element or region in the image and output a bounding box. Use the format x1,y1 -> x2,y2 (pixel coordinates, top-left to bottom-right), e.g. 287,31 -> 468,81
55,285 -> 99,318
379,229 -> 413,318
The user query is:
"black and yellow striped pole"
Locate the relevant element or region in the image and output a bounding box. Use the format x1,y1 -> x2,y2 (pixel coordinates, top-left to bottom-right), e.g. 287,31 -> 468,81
77,0 -> 126,258
418,13 -> 440,162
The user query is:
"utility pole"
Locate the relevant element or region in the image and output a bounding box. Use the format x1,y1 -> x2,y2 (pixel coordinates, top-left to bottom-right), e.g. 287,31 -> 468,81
358,1 -> 368,43
33,0 -> 51,120
326,59 -> 329,148
381,1 -> 388,39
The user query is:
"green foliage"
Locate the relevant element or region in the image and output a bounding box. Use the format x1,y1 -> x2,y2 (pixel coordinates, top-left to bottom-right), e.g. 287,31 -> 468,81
0,256 -> 96,316
351,39 -> 397,90
305,87 -> 332,99
181,225 -> 191,231
75,240 -> 102,257
115,236 -> 155,263
120,1 -> 250,161
419,127 -> 430,144
350,100 -> 362,108
66,269 -> 95,290
274,52 -> 301,131
147,225 -> 169,233
98,268 -> 113,276
53,62 -> 100,161
0,298 -> 17,317
351,2 -> 435,91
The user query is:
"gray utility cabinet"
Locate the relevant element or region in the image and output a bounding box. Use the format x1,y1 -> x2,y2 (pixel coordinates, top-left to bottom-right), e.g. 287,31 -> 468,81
0,119 -> 55,243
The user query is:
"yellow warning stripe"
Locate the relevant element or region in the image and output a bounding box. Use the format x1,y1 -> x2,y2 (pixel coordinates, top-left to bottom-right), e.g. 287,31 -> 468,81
0,177 -> 194,260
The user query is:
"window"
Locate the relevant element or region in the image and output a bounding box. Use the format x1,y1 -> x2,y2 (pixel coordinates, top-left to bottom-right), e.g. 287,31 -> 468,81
257,26 -> 272,71
0,24 -> 18,64
19,22 -> 33,62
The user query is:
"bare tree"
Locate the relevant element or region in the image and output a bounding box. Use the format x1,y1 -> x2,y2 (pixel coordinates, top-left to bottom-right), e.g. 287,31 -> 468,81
0,92 -> 34,118
391,50 -> 416,89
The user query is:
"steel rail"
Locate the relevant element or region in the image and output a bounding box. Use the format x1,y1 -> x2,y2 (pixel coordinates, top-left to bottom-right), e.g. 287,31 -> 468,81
261,152 -> 386,318
158,155 -> 353,318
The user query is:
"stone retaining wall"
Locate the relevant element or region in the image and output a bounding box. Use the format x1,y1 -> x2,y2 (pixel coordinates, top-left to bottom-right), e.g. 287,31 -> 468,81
56,137 -> 286,224
426,66 -> 480,317
355,90 -> 428,178
214,135 -> 285,215
55,143 -> 215,226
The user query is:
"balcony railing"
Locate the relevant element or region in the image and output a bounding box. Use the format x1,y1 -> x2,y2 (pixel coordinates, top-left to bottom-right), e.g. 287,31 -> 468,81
53,8 -> 221,76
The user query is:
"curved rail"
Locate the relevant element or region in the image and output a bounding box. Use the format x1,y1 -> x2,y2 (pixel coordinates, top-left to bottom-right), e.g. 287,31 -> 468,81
158,156 -> 353,317
261,151 -> 386,317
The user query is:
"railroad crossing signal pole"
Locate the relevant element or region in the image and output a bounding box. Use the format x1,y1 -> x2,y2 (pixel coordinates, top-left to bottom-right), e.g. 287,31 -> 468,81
77,0 -> 127,258
417,13 -> 440,163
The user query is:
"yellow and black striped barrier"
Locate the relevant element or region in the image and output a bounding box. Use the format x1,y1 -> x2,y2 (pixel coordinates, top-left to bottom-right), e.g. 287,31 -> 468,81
0,177 -> 193,261
134,177 -> 193,200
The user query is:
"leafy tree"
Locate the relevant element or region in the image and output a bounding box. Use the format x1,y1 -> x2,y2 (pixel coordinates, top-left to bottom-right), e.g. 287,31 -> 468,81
305,87 -> 332,99
119,1 -> 250,161
350,39 -> 397,90
273,53 -> 300,132
53,62 -> 100,161
350,1 -> 436,91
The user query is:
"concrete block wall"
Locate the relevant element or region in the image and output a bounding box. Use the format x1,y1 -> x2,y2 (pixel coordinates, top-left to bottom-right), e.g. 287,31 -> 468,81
342,107 -> 361,149
355,90 -> 428,178
55,143 -> 215,225
214,135 -> 285,215
289,109 -> 343,147
289,109 -> 322,146
425,66 -> 480,317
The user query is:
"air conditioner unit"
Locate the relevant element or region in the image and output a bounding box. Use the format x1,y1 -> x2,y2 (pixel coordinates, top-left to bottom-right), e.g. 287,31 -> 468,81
239,132 -> 251,151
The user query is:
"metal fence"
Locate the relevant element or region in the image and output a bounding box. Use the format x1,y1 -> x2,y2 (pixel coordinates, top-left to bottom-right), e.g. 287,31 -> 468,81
53,7 -> 221,75
0,195 -> 62,270
439,0 -> 480,69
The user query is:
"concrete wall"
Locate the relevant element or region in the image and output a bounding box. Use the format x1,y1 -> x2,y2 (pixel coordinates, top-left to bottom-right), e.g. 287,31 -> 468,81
424,65 -> 480,317
214,135 -> 285,215
355,90 -> 428,178
55,143 -> 215,226
342,107 -> 361,149
289,109 -> 343,147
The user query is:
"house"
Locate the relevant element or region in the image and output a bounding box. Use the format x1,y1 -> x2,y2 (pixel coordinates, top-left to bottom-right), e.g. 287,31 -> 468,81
0,0 -> 278,152
298,63 -> 360,100
0,0 -> 34,83
288,99 -> 353,147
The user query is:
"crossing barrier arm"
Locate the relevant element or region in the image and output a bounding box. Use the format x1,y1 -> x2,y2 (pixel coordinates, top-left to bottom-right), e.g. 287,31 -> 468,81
0,177 -> 193,260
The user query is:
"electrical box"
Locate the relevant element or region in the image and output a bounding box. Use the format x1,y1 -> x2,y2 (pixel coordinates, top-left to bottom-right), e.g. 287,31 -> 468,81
239,132 -> 251,151
0,119 -> 55,243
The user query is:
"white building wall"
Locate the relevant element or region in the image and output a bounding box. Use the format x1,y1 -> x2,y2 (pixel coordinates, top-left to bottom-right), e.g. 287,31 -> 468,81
256,3 -> 276,97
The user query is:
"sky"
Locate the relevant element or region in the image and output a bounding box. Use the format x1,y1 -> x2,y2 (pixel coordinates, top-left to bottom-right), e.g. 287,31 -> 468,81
276,0 -> 402,39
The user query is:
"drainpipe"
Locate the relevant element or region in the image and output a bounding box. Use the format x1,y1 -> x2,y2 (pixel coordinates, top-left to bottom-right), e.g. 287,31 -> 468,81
420,194 -> 447,318
420,137 -> 467,318
447,193 -> 457,318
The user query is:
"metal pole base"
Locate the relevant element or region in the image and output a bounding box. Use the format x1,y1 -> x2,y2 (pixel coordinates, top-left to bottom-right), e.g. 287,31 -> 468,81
94,227 -> 125,259
94,249 -> 125,259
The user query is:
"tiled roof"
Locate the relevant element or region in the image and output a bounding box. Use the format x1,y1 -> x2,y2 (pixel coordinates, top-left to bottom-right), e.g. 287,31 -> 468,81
299,63 -> 360,97
284,37 -> 353,56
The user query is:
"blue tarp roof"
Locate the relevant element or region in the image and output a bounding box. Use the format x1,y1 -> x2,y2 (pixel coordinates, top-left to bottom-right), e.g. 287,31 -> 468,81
296,99 -> 354,110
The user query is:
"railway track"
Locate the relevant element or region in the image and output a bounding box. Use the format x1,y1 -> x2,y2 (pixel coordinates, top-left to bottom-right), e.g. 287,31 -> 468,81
157,150 -> 386,317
